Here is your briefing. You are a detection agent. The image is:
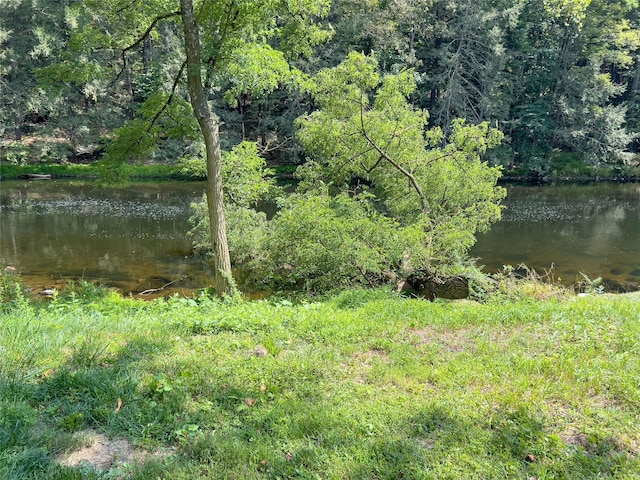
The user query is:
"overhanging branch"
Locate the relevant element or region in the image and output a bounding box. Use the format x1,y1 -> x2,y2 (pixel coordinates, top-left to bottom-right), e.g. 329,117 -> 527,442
358,93 -> 429,215
147,60 -> 187,132
111,10 -> 181,87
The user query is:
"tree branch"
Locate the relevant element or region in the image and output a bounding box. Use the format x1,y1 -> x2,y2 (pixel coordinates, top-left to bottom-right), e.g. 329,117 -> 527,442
146,60 -> 187,132
201,1 -> 240,92
358,93 -> 429,214
115,0 -> 139,14
111,10 -> 181,88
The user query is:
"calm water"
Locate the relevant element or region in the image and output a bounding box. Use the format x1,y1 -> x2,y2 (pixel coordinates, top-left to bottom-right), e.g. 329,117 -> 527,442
1,179 -> 639,295
472,183 -> 640,289
0,180 -> 211,297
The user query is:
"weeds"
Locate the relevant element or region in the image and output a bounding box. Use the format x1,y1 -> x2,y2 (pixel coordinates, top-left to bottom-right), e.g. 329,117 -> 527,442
488,263 -> 570,301
576,272 -> 605,295
0,266 -> 32,314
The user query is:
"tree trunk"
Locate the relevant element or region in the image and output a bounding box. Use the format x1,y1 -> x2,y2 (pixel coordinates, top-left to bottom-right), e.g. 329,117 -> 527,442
142,35 -> 151,75
180,0 -> 233,295
631,55 -> 640,105
13,100 -> 22,141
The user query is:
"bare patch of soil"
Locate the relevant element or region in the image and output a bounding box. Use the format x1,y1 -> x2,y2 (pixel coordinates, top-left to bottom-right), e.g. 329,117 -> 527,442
559,428 -> 590,448
408,326 -> 477,353
346,348 -> 391,384
58,429 -> 170,472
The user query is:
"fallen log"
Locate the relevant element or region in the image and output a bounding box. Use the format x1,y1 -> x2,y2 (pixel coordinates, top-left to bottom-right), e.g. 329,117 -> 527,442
400,271 -> 470,300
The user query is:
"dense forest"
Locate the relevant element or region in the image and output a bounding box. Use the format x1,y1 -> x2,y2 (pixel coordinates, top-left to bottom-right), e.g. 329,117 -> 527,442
1,0 -> 639,171
1,0 -> 639,293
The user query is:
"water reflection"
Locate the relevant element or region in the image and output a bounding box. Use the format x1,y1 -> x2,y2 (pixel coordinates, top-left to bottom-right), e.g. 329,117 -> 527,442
472,183 -> 640,288
1,180 -> 639,295
0,180 -> 212,296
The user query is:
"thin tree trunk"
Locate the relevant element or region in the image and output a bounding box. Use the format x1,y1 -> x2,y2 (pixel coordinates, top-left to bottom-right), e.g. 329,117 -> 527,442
631,55 -> 640,105
142,35 -> 151,75
180,0 -> 233,295
13,99 -> 22,141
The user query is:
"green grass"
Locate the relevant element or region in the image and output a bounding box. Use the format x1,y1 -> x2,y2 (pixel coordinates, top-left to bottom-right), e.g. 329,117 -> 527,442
1,287 -> 639,479
0,161 -> 193,180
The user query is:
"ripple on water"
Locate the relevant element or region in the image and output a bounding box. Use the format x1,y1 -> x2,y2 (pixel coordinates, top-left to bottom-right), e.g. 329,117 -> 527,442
1,198 -> 188,220
501,199 -> 634,223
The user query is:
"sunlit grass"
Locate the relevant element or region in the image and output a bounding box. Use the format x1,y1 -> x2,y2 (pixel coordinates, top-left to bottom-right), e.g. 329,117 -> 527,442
0,288 -> 638,479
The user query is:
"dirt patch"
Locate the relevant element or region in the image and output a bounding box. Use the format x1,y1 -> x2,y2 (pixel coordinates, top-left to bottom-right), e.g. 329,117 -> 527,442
345,348 -> 391,384
408,326 -> 477,353
58,429 -> 170,472
408,324 -> 541,354
559,428 -> 590,448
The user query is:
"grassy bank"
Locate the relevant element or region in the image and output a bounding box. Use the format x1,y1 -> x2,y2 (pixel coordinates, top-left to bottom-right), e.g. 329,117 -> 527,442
0,162 -> 193,181
499,151 -> 640,183
1,286 -> 639,479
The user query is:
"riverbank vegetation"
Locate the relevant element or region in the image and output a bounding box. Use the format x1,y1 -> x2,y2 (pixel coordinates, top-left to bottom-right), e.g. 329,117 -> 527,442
1,0 -> 639,176
0,272 -> 639,479
0,162 -> 191,181
2,0 -> 640,293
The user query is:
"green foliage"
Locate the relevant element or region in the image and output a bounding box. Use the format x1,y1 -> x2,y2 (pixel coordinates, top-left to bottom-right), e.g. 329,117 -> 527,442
319,0 -> 640,174
1,142 -> 30,165
188,142 -> 276,271
220,142 -> 279,208
191,198 -> 270,277
286,52 -> 505,287
263,191 -> 408,290
100,92 -> 198,171
222,44 -> 310,108
66,0 -> 333,170
0,266 -> 31,313
187,53 -> 505,291
2,0 -> 638,175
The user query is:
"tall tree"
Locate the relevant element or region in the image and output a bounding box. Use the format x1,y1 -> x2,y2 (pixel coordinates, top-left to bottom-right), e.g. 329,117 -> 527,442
503,0 -> 639,167
288,53 -> 505,286
74,0 -> 330,294
180,0 -> 231,292
0,0 -> 71,141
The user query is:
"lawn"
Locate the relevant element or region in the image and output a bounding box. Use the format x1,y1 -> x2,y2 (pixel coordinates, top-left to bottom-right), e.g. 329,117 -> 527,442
1,287 -> 639,479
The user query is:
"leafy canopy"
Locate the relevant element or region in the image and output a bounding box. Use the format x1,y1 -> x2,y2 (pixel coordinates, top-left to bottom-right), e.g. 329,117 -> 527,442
296,51 -> 505,244
258,52 -> 507,290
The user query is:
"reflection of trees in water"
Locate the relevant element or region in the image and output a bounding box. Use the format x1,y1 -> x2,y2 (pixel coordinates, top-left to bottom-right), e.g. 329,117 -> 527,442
0,181 -> 210,292
1,210 -> 192,275
474,184 -> 640,285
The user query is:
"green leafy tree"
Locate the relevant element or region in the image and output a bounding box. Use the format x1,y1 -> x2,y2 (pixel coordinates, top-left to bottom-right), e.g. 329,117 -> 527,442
503,0 -> 639,167
73,0 -> 330,294
0,0 -> 79,145
0,0 -> 134,162
268,53 -> 505,289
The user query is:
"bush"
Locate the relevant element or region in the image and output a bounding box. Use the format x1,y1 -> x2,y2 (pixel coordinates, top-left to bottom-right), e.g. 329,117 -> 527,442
0,266 -> 31,312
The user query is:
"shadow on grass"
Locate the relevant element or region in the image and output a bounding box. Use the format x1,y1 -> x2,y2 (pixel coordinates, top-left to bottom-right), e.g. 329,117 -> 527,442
0,337 -> 177,479
3,333 -> 637,479
403,404 -> 637,479
2,333 -> 330,479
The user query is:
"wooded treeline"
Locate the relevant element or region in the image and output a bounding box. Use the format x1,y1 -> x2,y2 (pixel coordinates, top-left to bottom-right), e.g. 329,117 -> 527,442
1,0 -> 639,174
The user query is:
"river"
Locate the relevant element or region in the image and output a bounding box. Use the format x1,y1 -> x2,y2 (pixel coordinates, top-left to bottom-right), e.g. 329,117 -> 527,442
1,179 -> 639,296
473,182 -> 640,290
